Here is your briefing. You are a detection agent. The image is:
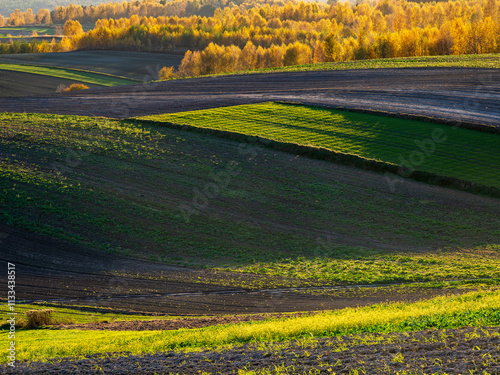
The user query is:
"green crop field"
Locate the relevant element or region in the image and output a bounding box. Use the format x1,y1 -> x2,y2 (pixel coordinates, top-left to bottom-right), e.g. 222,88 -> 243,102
0,63 -> 136,86
0,112 -> 499,284
139,103 -> 500,190
1,290 -> 499,364
0,108 -> 499,373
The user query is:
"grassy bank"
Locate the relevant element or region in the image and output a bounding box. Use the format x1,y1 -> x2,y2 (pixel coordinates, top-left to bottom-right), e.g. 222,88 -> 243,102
138,103 -> 500,190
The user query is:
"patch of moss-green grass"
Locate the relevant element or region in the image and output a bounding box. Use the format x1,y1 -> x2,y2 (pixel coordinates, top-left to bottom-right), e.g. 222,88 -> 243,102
139,102 -> 500,189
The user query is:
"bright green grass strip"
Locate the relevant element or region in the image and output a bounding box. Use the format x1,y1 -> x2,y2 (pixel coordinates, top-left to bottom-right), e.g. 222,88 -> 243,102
1,290 -> 499,363
139,102 -> 500,189
0,63 -> 136,86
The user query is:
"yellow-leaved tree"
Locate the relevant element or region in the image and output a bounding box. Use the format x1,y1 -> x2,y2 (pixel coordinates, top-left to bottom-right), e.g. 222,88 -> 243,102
63,20 -> 84,37
159,66 -> 176,80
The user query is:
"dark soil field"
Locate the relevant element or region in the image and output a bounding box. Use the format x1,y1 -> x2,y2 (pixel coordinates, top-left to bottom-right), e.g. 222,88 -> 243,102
6,326 -> 500,374
0,69 -> 101,96
0,50 -> 184,81
0,68 -> 499,127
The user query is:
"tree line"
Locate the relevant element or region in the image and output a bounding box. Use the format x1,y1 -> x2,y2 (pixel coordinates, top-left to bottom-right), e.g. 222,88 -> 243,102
1,0 -> 499,78
0,0 -> 104,18
0,0 -> 287,26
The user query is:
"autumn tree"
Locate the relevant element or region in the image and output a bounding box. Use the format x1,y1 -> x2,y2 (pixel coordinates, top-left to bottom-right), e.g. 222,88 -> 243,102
66,4 -> 84,20
323,33 -> 342,61
63,20 -> 84,37
24,9 -> 35,24
52,6 -> 67,23
159,66 -> 176,80
239,41 -> 256,70
265,44 -> 285,67
36,9 -> 52,24
483,0 -> 498,20
9,9 -> 25,26
283,41 -> 312,66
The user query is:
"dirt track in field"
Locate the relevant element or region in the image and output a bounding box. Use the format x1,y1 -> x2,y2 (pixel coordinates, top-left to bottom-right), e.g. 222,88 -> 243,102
6,326 -> 500,374
1,68 -> 499,127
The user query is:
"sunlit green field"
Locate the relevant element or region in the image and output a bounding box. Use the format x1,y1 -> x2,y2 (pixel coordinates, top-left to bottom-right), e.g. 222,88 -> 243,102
228,248 -> 500,283
139,103 -> 500,189
1,290 -> 499,364
0,63 -> 136,86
